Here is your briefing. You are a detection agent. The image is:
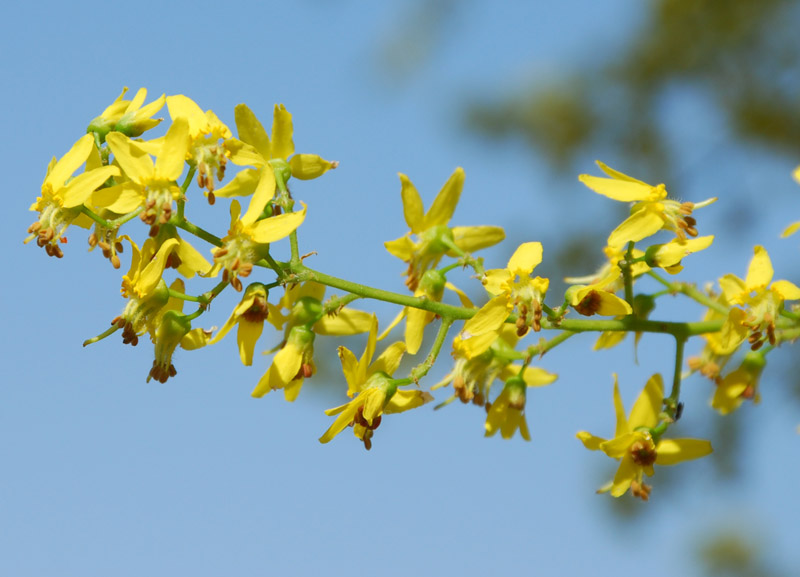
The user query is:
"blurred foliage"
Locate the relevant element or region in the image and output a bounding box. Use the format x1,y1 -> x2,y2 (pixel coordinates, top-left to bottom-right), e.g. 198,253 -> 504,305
464,0 -> 800,174
696,531 -> 786,577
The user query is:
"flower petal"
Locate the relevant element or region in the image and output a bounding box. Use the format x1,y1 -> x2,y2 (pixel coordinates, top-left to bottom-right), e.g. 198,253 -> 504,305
771,280 -> 800,301
106,132 -> 154,184
655,438 -> 712,465
607,208 -> 664,248
384,236 -> 414,261
61,166 -> 120,208
155,117 -> 189,181
399,173 -> 425,234
507,242 -> 543,276
745,245 -> 773,291
424,167 -> 464,229
369,342 -> 407,376
240,165 -> 276,226
237,319 -> 264,366
628,373 -> 663,430
249,202 -> 306,244
384,389 -> 433,414
289,154 -> 335,180
612,374 -> 630,437
234,103 -> 271,159
46,134 -> 95,190
579,174 -> 652,202
576,431 -> 606,451
451,225 -> 506,254
314,308 -> 374,336
271,104 -> 294,160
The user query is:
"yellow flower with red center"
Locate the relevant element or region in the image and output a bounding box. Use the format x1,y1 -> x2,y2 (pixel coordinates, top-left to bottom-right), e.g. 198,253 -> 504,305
384,168 -> 505,291
209,283 -> 270,366
719,245 -> 800,351
166,95 -> 232,199
484,368 -> 557,441
101,117 -> 191,236
579,161 -> 716,249
577,374 -> 712,499
457,242 -> 548,359
26,134 -> 119,257
216,103 -> 337,206
319,316 -> 430,450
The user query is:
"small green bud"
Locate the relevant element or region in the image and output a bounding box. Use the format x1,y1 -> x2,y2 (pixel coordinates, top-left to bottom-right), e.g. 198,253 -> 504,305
291,296 -> 323,326
419,269 -> 446,298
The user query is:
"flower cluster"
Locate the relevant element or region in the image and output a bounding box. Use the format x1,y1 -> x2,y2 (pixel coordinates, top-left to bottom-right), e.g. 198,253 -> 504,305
28,90 -> 800,500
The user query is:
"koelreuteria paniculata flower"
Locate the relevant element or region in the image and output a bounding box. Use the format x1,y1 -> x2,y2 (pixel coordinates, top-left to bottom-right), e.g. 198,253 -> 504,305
27,89 -> 800,499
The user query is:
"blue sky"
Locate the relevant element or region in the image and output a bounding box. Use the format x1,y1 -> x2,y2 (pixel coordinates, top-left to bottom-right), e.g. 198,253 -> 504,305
3,1 -> 800,576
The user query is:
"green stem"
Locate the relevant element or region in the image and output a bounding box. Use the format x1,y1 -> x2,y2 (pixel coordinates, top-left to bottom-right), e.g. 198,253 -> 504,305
168,289 -> 204,303
177,166 -> 197,221
174,218 -> 223,248
407,317 -> 455,383
525,330 -> 575,358
200,279 -> 230,306
664,336 -> 686,418
623,241 -> 635,310
80,205 -> 144,229
647,271 -> 728,315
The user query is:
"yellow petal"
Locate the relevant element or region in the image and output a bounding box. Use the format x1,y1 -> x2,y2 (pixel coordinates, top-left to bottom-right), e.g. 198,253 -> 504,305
106,132 -> 154,184
369,342 -> 407,376
314,308 -> 374,336
269,344 -> 303,391
399,173 -> 425,234
576,431 -> 606,451
166,95 -> 207,135
518,366 -> 558,387
155,117 -> 190,181
215,168 -> 261,198
384,389 -> 433,414
362,388 -> 386,423
461,295 -> 508,338
237,319 -> 264,366
610,455 -> 637,497
507,242 -> 543,276
271,104 -> 294,160
137,239 -> 179,297
424,167 -> 464,229
653,235 -> 714,268
482,269 -> 510,296
451,225 -> 505,254
377,309 -> 406,341
655,438 -> 712,465
404,307 -> 430,355
607,208 -> 664,248
180,328 -> 210,350
289,154 -> 335,180
240,165 -> 276,226
249,202 -> 306,244
61,165 -> 120,208
234,103 -> 271,160
628,373 -> 663,430
745,245 -> 773,291
384,236 -> 414,261
594,331 -> 627,351
595,161 -> 650,185
338,345 -> 360,396
781,221 -> 800,238
226,138 -> 267,167
45,134 -> 95,191
612,375 -> 630,437
175,237 -> 213,278
445,282 -> 474,307
718,274 -> 747,305
713,308 -> 748,355
594,292 -> 633,316
579,174 -> 652,202
319,401 -> 360,443
771,280 -> 800,301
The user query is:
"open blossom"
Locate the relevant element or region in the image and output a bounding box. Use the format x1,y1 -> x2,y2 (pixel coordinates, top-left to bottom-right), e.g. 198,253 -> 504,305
249,282 -> 373,401
102,117 -> 191,236
26,134 -> 119,257
319,316 -> 430,450
216,103 -> 337,205
577,374 -> 712,500
385,168 -> 505,291
458,242 -> 548,359
579,161 -> 716,249
711,352 -> 766,415
718,245 -> 800,351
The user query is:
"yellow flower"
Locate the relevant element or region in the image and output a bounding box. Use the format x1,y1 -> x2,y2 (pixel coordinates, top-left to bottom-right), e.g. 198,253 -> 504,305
644,235 -> 715,274
146,279 -> 211,383
484,369 -> 556,441
209,283 -> 270,366
101,117 -> 191,235
579,161 -> 716,249
577,374 -> 713,499
210,182 -> 307,291
319,316 -> 430,449
719,245 -> 800,350
216,103 -> 337,205
438,325 -> 556,408
566,265 -> 632,317
166,95 -> 233,198
249,282 -> 373,401
711,352 -> 766,415
384,168 -> 505,291
26,134 -> 119,257
458,242 -> 548,359
87,87 -> 166,142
